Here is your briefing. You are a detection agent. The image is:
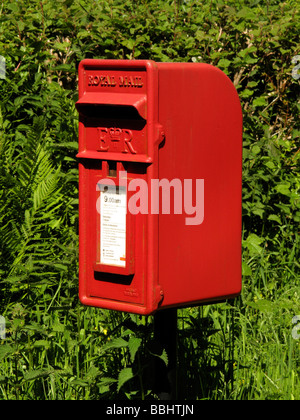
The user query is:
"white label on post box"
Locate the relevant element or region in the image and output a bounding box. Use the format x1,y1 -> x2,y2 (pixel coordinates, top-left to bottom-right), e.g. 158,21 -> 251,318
100,186 -> 126,267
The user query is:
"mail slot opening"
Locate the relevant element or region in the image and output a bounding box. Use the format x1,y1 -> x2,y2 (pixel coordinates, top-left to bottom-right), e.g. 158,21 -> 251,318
76,104 -> 146,120
94,271 -> 133,286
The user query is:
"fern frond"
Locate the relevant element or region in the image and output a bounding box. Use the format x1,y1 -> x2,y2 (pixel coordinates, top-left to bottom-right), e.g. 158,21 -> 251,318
33,166 -> 61,213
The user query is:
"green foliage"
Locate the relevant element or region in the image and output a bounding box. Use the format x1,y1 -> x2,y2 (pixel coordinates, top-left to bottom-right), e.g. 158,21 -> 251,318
0,0 -> 299,400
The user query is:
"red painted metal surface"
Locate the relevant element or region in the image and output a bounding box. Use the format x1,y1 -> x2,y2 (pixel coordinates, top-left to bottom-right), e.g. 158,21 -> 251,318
76,59 -> 242,315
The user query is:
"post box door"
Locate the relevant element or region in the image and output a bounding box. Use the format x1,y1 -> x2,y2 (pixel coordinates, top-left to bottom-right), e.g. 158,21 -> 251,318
76,60 -> 164,314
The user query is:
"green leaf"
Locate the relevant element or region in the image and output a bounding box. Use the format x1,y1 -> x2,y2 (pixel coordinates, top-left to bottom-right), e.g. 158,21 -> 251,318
69,378 -> 89,387
24,368 -> 56,381
265,160 -> 276,170
84,366 -> 100,382
128,336 -> 142,363
0,344 -> 15,361
240,89 -> 253,98
102,337 -> 129,352
252,97 -> 267,107
157,349 -> 168,367
52,322 -> 65,333
117,367 -> 134,392
148,348 -> 168,367
218,58 -> 231,69
244,233 -> 264,255
242,261 -> 252,276
121,39 -> 135,50
251,145 -> 261,155
268,214 -> 281,224
33,340 -> 51,349
246,299 -> 275,313
275,183 -> 290,196
99,377 -> 117,387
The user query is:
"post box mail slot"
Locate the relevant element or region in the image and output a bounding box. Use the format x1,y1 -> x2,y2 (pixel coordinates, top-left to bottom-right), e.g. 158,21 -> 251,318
76,59 -> 242,315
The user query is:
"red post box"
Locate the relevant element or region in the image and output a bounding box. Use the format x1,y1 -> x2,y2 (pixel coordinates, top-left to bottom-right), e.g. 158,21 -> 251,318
76,59 -> 242,315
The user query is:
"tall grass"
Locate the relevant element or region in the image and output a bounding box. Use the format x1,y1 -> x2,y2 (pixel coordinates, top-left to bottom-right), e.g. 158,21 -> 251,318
1,262 -> 299,400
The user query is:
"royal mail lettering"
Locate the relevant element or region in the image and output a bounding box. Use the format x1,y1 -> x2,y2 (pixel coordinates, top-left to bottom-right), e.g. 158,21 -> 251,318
118,75 -> 143,88
88,75 -> 117,87
88,74 -> 143,88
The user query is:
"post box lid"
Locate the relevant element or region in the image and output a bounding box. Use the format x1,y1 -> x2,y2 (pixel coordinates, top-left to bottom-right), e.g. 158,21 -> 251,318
76,92 -> 147,119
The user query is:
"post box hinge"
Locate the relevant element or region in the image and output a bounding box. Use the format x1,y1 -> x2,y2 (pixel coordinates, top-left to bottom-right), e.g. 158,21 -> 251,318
155,124 -> 165,147
154,285 -> 164,307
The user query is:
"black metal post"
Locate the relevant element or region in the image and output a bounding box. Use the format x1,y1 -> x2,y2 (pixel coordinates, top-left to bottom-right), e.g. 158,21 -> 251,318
153,308 -> 177,400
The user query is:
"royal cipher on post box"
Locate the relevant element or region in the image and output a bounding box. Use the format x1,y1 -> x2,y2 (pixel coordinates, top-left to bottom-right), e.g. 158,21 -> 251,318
76,59 -> 242,315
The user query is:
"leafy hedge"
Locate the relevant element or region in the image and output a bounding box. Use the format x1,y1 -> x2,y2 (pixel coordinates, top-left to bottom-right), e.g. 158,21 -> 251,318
0,0 -> 299,400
